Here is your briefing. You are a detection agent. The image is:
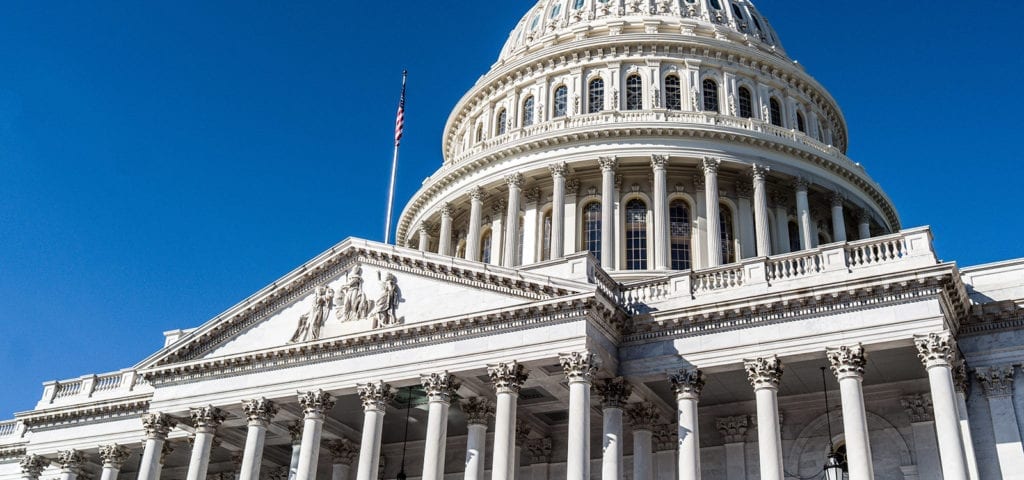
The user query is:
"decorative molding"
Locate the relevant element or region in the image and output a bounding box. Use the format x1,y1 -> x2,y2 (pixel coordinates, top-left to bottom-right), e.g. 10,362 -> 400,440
716,415 -> 749,443
744,355 -> 783,390
357,382 -> 391,412
826,344 -> 867,380
559,351 -> 600,383
421,371 -> 461,404
488,360 -> 530,394
18,398 -> 151,429
830,191 -> 845,208
524,187 -> 542,204
976,366 -> 1015,398
900,394 -> 934,423
468,186 -> 485,202
669,367 -> 705,399
461,397 -> 495,425
594,377 -> 632,408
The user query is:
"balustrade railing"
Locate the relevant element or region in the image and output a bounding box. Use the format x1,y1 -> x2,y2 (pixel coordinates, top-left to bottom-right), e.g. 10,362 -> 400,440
767,250 -> 823,281
53,381 -> 82,399
846,235 -> 908,269
691,264 -> 745,295
93,373 -> 123,392
0,420 -> 19,438
621,278 -> 672,315
39,369 -> 149,407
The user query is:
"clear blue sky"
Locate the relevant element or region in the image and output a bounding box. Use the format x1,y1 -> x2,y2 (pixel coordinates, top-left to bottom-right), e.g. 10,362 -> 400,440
1,1 -> 1021,416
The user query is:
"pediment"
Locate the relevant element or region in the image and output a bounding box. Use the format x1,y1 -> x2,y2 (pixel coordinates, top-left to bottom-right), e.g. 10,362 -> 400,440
138,239 -> 591,368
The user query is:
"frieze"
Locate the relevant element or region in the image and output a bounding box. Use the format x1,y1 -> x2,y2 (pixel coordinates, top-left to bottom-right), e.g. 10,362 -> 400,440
17,398 -> 152,430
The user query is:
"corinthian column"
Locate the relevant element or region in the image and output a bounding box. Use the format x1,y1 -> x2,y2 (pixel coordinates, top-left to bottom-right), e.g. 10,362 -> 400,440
418,224 -> 433,252
651,155 -> 670,270
295,390 -> 335,480
19,455 -> 50,480
857,209 -> 872,240
185,406 -> 225,480
288,421 -> 303,479
598,157 -> 618,268
560,351 -> 599,480
356,382 -> 393,480
670,368 -> 705,480
752,164 -> 771,257
914,332 -> 970,480
439,203 -> 454,256
702,157 -> 722,267
595,378 -> 631,480
422,372 -> 461,480
977,365 -> 1024,476
744,356 -> 784,480
793,178 -> 812,250
239,398 -> 278,480
138,413 -> 177,480
488,361 -> 529,480
830,193 -> 847,243
716,417 -> 748,480
462,397 -> 495,480
466,187 -> 485,261
627,404 -> 660,480
826,345 -> 874,480
503,173 -> 525,268
952,361 -> 981,480
770,191 -> 790,254
327,439 -> 359,480
56,449 -> 84,480
549,162 -> 568,259
98,444 -> 129,480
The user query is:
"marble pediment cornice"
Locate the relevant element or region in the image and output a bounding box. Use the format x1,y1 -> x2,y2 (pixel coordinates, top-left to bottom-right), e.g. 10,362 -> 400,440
14,395 -> 151,430
138,238 -> 594,369
140,292 -> 612,385
961,300 -> 1024,335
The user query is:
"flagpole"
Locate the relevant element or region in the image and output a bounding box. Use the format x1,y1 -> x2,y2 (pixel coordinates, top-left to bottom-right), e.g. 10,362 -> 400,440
384,70 -> 407,245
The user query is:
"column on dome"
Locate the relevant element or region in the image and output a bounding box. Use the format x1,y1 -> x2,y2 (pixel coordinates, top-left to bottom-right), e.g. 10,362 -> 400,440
549,163 -> 568,260
826,344 -> 874,480
976,365 -> 1024,475
560,352 -> 599,480
830,193 -> 847,243
913,332 -> 970,479
752,165 -> 771,257
466,187 -> 484,262
735,177 -> 755,259
98,445 -> 130,480
770,190 -> 790,255
744,356 -> 784,480
462,397 -> 495,480
503,173 -> 524,268
651,155 -> 670,270
238,398 -> 277,480
857,209 -> 872,240
56,449 -> 83,480
421,372 -> 461,480
599,157 -> 617,269
793,178 -> 812,250
487,361 -> 529,480
355,382 -> 393,480
288,421 -> 304,479
19,455 -> 50,480
418,223 -> 434,252
670,368 -> 705,480
626,403 -> 659,480
900,394 -> 941,480
439,203 -> 454,256
563,178 -> 580,256
138,413 -> 177,480
184,406 -> 225,480
692,173 -> 707,270
522,187 -> 541,265
952,361 -> 981,480
490,200 -> 506,266
716,416 -> 748,480
702,157 -> 722,267
595,377 -> 631,480
295,390 -> 334,480
326,439 -> 359,480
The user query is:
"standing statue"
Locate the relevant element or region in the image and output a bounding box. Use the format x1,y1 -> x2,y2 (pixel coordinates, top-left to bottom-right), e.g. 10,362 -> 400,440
690,86 -> 700,111
371,273 -> 402,329
290,285 -> 334,343
335,267 -> 370,322
761,104 -> 771,123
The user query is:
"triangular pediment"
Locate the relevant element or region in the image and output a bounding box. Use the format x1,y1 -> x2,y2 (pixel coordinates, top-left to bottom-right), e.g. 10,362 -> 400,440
137,238 -> 592,368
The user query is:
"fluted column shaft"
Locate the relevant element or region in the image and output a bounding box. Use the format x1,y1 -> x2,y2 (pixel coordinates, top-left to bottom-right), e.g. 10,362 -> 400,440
772,193 -> 791,254
466,189 -> 484,261
671,369 -> 705,480
794,179 -> 812,250
503,174 -> 524,268
422,373 -> 460,480
857,210 -> 871,240
596,378 -> 630,480
465,423 -> 488,480
239,398 -> 277,480
550,163 -> 567,259
138,414 -> 176,480
633,428 -> 653,480
703,158 -> 722,267
752,165 -> 771,256
185,407 -> 224,480
296,391 -> 334,480
599,157 -> 617,268
439,204 -> 453,256
952,363 -> 981,480
418,228 -> 430,252
489,362 -> 528,480
356,383 -> 392,480
652,156 -> 669,270
977,365 -> 1024,477
561,352 -> 599,480
745,357 -> 783,480
915,333 -> 970,480
830,194 -> 847,243
827,346 -> 874,480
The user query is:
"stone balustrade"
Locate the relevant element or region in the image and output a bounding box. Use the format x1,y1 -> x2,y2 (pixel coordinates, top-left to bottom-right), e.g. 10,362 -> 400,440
37,369 -> 151,408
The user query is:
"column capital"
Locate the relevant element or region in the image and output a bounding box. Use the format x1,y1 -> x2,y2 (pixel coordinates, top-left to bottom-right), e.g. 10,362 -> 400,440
189,405 -> 225,433
242,397 -> 278,426
419,221 -> 438,237
829,192 -> 843,208
505,172 -> 525,189
159,442 -> 174,465
19,454 -> 50,479
287,421 -> 304,445
976,365 -> 1015,397
793,177 -> 810,192
559,351 -> 600,384
768,190 -> 788,208
515,419 -> 533,446
914,332 -> 957,369
98,444 -> 130,469
142,412 -> 178,439
421,371 -> 461,404
751,163 -> 770,181
826,344 -> 867,380
700,156 -> 721,175
440,202 -> 453,218
491,199 -> 508,217
594,377 -> 632,408
735,177 -> 752,198
549,161 -> 569,178
598,156 -> 618,172
669,367 -> 706,399
858,208 -> 873,224
692,173 -> 706,190
565,177 -> 581,195
525,437 -> 553,464
651,154 -> 669,170
326,438 -> 359,466
57,449 -> 84,473
625,403 -> 661,431
461,397 -> 495,425
900,394 -> 934,423
487,360 -> 530,394
715,416 -> 749,443
524,187 -> 542,204
952,359 -> 970,394
356,382 -> 393,412
744,355 -> 783,390
468,186 -> 485,201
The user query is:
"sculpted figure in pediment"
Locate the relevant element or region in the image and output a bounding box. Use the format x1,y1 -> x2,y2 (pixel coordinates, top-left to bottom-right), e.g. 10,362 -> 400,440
371,273 -> 402,329
335,266 -> 371,322
289,285 -> 334,343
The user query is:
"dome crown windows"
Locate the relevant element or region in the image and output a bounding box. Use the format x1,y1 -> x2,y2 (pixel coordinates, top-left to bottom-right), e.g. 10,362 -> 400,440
554,86 -> 569,118
665,75 -> 682,111
703,79 -> 720,113
523,96 -> 536,127
588,78 -> 605,114
769,97 -> 783,127
625,74 -> 643,111
738,87 -> 753,118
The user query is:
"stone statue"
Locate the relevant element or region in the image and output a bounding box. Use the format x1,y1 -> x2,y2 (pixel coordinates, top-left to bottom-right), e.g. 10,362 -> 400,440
371,273 -> 402,329
290,285 -> 334,343
762,104 -> 771,123
335,267 -> 370,322
690,86 -> 700,111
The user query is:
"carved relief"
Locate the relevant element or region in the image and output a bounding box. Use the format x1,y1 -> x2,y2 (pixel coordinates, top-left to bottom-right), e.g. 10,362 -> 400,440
335,267 -> 371,322
370,273 -> 403,329
290,285 -> 334,343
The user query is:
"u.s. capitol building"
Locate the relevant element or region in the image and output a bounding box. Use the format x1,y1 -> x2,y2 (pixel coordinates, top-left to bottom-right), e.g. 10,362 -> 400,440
3,1 -> 1022,479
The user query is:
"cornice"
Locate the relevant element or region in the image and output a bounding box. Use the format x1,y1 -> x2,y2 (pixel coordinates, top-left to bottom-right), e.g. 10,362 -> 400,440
961,301 -> 1024,336
0,446 -> 27,462
15,396 -> 151,430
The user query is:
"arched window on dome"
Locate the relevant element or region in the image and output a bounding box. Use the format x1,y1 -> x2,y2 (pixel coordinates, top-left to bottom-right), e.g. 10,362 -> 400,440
574,0 -> 585,9
582,202 -> 602,264
702,79 -> 720,113
496,109 -> 508,135
522,96 -> 536,127
480,229 -> 493,264
625,199 -> 648,270
625,74 -> 643,111
796,111 -> 806,133
738,87 -> 753,118
769,97 -> 783,127
550,3 -> 562,18
708,0 -> 722,10
669,200 -> 692,270
553,85 -> 569,118
540,209 -> 553,261
665,75 -> 682,111
475,124 -> 484,143
588,78 -> 605,114
720,204 -> 737,264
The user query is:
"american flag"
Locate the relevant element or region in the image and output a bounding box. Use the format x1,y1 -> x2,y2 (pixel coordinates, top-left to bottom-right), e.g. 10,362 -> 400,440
394,70 -> 407,147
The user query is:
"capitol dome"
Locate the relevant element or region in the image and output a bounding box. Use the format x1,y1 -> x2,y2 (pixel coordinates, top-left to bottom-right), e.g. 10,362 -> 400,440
396,0 -> 899,276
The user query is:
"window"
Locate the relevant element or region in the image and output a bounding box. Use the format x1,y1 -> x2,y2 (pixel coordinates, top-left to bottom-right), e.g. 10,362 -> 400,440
625,74 -> 642,111
588,78 -> 604,113
625,199 -> 648,270
738,87 -> 753,118
574,0 -> 585,9
665,75 -> 682,111
796,111 -> 806,133
496,109 -> 507,135
720,204 -> 736,264
583,202 -> 602,264
788,221 -> 800,252
522,96 -> 535,126
541,210 -> 553,261
769,97 -> 783,126
554,85 -> 568,118
702,79 -> 720,113
516,215 -> 525,265
475,124 -> 484,142
481,230 -> 492,264
669,200 -> 692,270
550,3 -> 561,18
708,0 -> 721,9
